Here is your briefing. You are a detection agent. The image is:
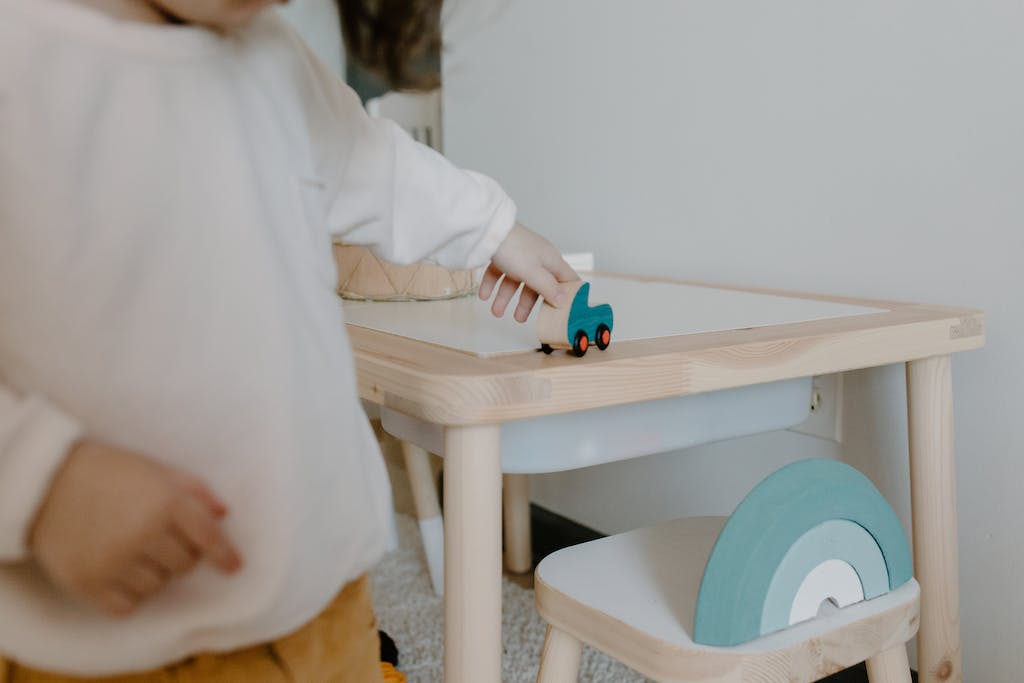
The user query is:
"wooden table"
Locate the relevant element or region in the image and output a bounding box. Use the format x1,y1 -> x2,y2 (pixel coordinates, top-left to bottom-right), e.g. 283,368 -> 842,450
347,273 -> 984,683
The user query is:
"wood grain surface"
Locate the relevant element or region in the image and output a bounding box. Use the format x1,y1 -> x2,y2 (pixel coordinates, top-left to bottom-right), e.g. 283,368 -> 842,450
350,274 -> 984,425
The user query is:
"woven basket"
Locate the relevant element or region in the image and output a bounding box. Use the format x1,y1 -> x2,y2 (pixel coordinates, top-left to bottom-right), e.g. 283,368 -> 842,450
333,243 -> 477,301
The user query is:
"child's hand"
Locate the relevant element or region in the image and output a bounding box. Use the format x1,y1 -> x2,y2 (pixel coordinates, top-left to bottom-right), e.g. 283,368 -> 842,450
29,441 -> 242,617
479,223 -> 580,322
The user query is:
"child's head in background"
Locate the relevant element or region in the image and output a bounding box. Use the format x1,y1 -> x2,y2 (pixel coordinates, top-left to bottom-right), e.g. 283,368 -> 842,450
82,0 -> 444,90
339,0 -> 444,90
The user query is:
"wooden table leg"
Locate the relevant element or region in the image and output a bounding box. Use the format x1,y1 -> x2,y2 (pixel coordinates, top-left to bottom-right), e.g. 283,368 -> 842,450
503,473 -> 533,574
402,441 -> 445,595
906,356 -> 962,683
444,425 -> 503,683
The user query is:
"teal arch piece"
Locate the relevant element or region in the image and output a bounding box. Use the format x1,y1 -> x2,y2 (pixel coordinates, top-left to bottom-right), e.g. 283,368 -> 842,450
692,459 -> 912,647
760,519 -> 890,635
563,283 -> 614,345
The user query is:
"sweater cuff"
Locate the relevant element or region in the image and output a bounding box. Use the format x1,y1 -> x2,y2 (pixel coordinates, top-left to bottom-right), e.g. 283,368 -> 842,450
460,172 -> 518,270
0,397 -> 82,562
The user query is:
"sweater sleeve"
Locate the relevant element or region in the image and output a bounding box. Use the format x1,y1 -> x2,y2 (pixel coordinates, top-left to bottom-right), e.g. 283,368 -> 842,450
287,24 -> 517,270
0,384 -> 82,562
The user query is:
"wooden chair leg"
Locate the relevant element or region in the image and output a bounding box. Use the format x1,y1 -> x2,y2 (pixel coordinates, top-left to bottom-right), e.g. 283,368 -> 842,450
866,644 -> 913,683
537,625 -> 582,683
503,473 -> 533,573
401,440 -> 445,595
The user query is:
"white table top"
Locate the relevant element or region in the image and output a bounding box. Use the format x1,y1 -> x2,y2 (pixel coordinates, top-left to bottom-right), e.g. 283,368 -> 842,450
342,275 -> 887,357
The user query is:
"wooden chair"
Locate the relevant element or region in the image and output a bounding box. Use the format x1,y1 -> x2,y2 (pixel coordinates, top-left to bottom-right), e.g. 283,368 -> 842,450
536,459 -> 919,682
533,515 -> 919,683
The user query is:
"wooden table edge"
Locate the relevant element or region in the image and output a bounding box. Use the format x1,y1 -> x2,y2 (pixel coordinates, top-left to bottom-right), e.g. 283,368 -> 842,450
349,278 -> 985,426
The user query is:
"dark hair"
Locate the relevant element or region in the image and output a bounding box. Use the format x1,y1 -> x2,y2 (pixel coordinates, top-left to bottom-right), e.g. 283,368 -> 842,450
337,0 -> 443,91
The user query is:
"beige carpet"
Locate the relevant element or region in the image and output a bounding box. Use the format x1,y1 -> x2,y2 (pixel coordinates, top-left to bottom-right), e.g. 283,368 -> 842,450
370,514 -> 647,683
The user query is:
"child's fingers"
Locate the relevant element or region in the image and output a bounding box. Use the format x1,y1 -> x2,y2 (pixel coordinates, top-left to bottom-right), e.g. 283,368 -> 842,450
521,266 -> 563,308
170,472 -> 229,518
544,253 -> 581,285
96,584 -> 139,617
514,288 -> 539,322
490,276 -> 522,318
144,531 -> 199,576
120,558 -> 168,597
171,497 -> 242,575
478,264 -> 503,301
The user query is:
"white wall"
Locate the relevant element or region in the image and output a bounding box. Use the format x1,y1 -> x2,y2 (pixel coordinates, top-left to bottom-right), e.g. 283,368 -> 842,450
441,0 -> 1023,679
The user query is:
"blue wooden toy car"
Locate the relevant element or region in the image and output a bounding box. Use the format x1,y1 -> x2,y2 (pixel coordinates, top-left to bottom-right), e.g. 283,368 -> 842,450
539,282 -> 614,357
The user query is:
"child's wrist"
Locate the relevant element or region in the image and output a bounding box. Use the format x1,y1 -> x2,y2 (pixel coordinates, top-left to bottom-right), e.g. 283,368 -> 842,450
26,439 -> 87,552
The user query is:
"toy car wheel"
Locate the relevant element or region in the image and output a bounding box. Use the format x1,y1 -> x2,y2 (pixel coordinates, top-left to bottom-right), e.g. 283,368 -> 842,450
595,324 -> 611,350
572,330 -> 589,357
540,344 -> 554,354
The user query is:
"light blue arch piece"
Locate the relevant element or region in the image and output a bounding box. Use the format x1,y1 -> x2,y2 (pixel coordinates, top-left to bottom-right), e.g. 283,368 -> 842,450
760,519 -> 890,636
692,459 -> 913,647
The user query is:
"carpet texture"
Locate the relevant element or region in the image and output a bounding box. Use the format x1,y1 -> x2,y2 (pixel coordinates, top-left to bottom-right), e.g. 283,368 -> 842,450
371,514 -> 647,683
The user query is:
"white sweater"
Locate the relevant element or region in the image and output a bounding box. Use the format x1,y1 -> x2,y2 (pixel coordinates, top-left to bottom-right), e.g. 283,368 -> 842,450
0,1 -> 516,675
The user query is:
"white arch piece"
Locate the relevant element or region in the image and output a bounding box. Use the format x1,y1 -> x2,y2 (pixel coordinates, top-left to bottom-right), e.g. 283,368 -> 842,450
788,559 -> 865,626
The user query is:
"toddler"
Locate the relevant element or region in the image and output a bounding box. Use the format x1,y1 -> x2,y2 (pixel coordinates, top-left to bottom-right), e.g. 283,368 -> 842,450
0,0 -> 576,680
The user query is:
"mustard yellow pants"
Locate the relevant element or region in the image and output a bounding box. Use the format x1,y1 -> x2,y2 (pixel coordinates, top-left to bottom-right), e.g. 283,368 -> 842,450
0,575 -> 385,683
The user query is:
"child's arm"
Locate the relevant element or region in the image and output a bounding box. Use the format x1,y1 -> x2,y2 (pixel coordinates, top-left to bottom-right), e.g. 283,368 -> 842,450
321,104 -> 519,271
281,21 -> 578,316
0,386 -> 241,616
0,389 -> 81,562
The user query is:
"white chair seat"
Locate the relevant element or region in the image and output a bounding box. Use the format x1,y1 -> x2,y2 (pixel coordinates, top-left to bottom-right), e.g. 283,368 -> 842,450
535,516 -> 920,683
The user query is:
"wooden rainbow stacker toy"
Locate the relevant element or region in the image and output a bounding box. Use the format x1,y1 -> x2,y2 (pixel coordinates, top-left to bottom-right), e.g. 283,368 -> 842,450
537,281 -> 614,357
